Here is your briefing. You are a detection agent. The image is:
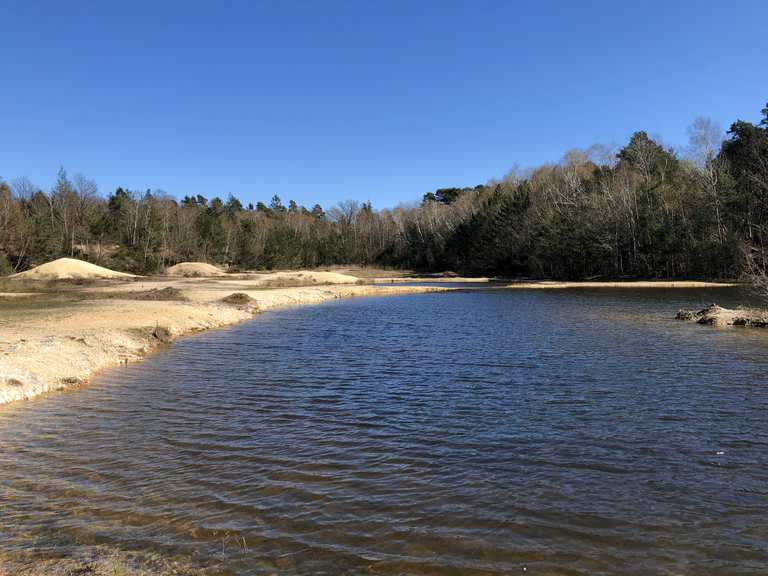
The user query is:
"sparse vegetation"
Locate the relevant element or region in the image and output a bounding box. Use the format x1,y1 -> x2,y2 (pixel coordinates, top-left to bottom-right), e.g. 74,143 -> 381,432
124,287 -> 187,301
151,325 -> 173,343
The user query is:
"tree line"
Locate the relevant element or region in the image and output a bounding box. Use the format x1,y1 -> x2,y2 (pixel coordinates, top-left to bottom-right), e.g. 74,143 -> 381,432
1,102 -> 767,279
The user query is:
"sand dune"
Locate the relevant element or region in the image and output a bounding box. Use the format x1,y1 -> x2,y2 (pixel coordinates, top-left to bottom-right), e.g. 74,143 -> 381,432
165,262 -> 226,277
11,258 -> 135,280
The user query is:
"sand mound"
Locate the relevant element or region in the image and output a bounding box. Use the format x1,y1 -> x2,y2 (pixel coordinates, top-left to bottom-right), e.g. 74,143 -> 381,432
165,262 -> 226,277
221,292 -> 254,307
12,258 -> 135,280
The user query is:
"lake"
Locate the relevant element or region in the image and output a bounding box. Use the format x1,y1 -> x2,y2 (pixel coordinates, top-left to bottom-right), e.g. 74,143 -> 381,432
1,288 -> 767,575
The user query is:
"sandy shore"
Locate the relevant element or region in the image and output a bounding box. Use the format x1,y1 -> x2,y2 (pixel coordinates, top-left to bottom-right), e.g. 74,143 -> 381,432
0,277 -> 451,405
503,280 -> 738,289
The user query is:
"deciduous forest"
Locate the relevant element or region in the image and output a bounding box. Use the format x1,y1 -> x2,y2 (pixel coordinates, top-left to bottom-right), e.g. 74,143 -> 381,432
2,103 -> 767,280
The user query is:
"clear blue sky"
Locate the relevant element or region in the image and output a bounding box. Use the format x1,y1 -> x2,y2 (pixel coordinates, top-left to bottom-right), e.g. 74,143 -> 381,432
1,0 -> 766,209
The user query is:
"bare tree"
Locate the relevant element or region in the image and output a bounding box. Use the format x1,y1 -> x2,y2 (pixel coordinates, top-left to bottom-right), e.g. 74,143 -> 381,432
687,117 -> 727,244
11,177 -> 39,200
687,116 -> 724,167
586,143 -> 618,168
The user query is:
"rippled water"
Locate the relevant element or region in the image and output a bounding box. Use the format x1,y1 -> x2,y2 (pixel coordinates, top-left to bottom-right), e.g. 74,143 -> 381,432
2,288 -> 768,575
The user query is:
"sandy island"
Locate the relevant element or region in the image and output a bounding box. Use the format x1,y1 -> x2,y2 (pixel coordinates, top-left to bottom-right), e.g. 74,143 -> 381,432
675,303 -> 768,327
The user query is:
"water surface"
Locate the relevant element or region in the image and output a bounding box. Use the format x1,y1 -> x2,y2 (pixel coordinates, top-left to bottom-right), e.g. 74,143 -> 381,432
1,288 -> 767,574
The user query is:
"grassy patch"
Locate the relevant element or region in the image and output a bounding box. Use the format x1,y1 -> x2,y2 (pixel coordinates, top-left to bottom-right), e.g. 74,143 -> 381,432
0,294 -> 89,315
115,287 -> 187,301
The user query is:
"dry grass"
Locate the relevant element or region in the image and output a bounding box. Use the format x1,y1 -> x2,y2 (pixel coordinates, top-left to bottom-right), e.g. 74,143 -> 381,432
0,292 -> 89,317
328,266 -> 414,279
0,277 -> 94,293
0,275 -> 147,295
118,287 -> 187,301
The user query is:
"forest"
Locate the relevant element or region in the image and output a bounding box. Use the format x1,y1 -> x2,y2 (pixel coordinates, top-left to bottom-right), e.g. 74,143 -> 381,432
1,103 -> 767,280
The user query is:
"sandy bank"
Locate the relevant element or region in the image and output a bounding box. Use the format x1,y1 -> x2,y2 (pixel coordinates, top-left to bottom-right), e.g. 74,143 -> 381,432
0,278 -> 450,405
675,304 -> 768,328
371,276 -> 493,283
503,280 -> 738,289
245,270 -> 362,286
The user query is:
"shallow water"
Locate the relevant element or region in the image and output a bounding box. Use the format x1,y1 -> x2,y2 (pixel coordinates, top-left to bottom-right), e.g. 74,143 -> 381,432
1,288 -> 768,575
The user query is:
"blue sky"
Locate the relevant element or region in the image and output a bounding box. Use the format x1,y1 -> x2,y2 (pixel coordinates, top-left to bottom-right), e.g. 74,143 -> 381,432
1,0 -> 766,209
